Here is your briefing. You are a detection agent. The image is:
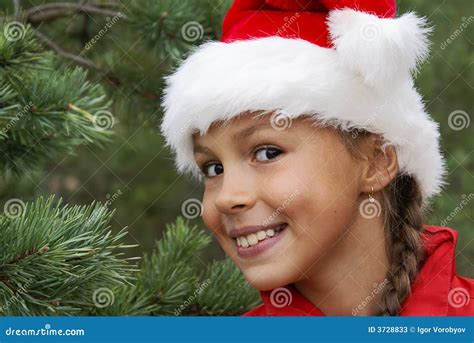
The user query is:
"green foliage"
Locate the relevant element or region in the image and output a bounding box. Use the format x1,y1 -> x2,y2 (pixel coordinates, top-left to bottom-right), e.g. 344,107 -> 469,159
0,21 -> 113,177
196,259 -> 262,316
90,217 -> 260,316
129,0 -> 207,62
127,0 -> 230,63
0,201 -> 260,316
0,196 -> 134,316
0,21 -> 50,78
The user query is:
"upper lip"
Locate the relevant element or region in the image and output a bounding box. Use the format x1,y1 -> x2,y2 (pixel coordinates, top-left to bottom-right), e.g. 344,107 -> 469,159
229,222 -> 287,238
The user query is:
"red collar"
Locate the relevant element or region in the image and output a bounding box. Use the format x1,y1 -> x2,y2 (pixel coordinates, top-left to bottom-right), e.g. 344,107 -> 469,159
256,225 -> 457,316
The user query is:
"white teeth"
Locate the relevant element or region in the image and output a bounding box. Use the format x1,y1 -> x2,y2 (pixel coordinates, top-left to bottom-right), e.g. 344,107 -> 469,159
235,224 -> 287,248
247,233 -> 258,246
256,231 -> 266,240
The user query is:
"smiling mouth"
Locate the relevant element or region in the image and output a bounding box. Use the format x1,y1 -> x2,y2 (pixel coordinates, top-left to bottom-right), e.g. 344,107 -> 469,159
234,223 -> 288,248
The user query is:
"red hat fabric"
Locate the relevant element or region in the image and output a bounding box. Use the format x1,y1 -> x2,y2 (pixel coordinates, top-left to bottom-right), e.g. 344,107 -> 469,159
221,0 -> 396,47
160,0 -> 446,208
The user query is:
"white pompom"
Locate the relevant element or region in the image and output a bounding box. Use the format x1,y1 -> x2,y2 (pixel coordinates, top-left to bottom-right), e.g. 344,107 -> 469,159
328,9 -> 432,89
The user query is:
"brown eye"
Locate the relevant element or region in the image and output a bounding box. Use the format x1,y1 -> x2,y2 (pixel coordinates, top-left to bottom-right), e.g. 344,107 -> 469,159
255,146 -> 282,162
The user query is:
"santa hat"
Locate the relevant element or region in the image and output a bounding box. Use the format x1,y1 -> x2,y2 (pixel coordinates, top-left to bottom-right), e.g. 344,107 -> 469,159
160,0 -> 447,207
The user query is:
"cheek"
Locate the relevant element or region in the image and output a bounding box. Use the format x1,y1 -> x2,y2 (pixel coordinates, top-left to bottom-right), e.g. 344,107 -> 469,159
201,189 -> 236,254
201,190 -> 220,235
259,144 -> 360,231
260,150 -> 358,225
258,148 -> 360,278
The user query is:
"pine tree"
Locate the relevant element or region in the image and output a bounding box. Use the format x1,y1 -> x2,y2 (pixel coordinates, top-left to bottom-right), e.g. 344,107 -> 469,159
0,1 -> 260,316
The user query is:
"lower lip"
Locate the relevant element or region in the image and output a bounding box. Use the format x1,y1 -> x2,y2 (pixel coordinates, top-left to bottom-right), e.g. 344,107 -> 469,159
235,225 -> 288,258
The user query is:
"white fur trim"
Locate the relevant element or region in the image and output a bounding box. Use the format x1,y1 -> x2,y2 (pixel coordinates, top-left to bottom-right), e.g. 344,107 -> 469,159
328,10 -> 432,89
160,10 -> 446,207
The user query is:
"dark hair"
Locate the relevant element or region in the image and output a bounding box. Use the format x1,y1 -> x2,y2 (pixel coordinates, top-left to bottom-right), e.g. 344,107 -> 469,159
340,129 -> 427,316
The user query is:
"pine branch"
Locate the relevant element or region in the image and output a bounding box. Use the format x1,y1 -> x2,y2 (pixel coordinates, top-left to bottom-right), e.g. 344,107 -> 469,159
0,21 -> 114,177
195,259 -> 261,316
26,2 -> 128,24
0,22 -> 51,76
32,29 -> 99,70
129,0 -> 210,63
95,217 -> 260,316
0,196 -> 136,316
95,217 -> 209,316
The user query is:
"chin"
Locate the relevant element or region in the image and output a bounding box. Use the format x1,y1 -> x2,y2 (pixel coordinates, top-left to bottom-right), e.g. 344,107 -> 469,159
242,267 -> 294,291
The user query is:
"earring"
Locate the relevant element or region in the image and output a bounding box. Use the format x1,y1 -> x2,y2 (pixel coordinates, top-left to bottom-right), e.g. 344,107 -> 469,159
368,186 -> 375,203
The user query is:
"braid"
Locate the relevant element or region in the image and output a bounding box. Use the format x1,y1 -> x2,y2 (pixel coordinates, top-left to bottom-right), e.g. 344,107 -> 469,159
376,173 -> 426,316
338,128 -> 427,316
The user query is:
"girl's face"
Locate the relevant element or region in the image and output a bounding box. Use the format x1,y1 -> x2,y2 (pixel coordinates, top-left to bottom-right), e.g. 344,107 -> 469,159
193,112 -> 366,290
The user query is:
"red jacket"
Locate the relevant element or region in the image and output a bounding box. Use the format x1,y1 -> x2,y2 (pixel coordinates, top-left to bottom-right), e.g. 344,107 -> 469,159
243,225 -> 474,316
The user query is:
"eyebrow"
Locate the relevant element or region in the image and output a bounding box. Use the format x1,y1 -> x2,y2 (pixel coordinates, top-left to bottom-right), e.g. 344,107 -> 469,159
232,123 -> 271,141
193,144 -> 212,155
193,122 -> 271,155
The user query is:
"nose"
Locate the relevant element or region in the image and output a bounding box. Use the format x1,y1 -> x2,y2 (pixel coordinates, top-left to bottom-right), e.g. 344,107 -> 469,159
214,164 -> 256,215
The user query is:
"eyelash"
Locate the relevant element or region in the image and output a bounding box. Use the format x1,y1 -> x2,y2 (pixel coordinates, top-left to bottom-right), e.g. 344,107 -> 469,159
200,144 -> 283,178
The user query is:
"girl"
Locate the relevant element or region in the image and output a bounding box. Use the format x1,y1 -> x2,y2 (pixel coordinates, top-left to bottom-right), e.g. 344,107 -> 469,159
160,0 -> 473,316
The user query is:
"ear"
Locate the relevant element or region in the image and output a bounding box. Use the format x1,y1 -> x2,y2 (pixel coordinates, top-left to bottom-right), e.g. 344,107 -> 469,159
359,135 -> 398,193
